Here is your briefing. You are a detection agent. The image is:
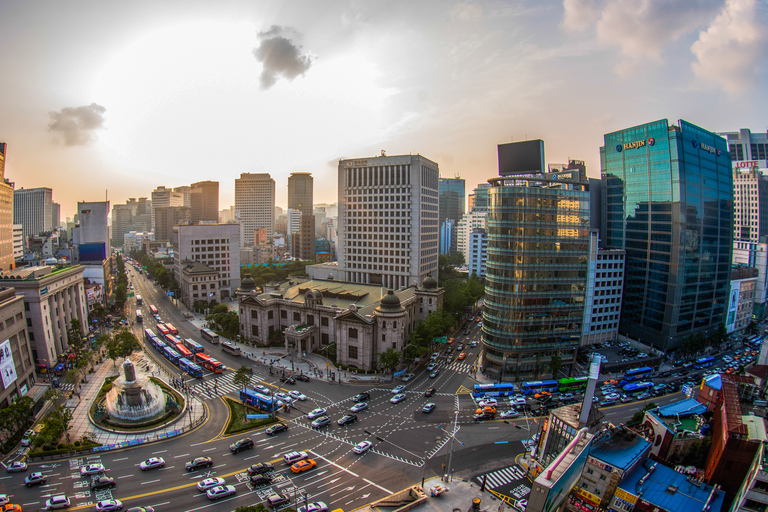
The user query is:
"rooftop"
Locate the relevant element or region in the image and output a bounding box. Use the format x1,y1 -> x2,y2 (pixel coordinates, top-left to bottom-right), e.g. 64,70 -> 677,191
748,365 -> 768,380
657,398 -> 707,418
589,428 -> 651,472
0,265 -> 79,281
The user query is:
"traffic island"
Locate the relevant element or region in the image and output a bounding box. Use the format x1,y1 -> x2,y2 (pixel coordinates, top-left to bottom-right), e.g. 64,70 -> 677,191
222,396 -> 280,435
369,485 -> 428,512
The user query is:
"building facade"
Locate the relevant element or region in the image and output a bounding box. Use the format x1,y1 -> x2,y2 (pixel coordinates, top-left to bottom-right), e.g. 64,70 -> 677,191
727,265 -> 758,333
732,167 -> 768,243
12,224 -> 22,262
457,210 -> 488,264
154,206 -> 191,243
288,172 -> 315,261
190,180 -> 219,223
337,154 -> 440,290
0,287 -> 36,408
179,260 -> 220,309
13,187 -> 52,245
602,119 -> 733,351
150,186 -> 183,233
439,177 -> 465,255
0,143 -> 13,271
733,239 -> 768,319
720,128 -> 768,169
467,228 -> 487,278
174,185 -> 191,207
75,201 -> 110,248
235,173 -> 275,247
581,232 -> 625,346
173,223 -> 240,298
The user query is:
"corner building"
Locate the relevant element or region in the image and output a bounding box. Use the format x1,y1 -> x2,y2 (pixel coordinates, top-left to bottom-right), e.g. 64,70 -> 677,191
602,119 -> 733,351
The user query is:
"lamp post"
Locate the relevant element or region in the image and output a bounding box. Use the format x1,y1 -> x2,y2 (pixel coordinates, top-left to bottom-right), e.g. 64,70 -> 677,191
282,471 -> 307,510
439,410 -> 464,483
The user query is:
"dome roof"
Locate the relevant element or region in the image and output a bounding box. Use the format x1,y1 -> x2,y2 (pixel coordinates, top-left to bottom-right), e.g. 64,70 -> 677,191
422,275 -> 438,289
376,289 -> 403,313
238,274 -> 257,292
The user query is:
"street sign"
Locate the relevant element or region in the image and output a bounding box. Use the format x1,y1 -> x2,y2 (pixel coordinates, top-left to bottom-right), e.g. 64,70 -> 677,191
434,337 -> 448,344
246,414 -> 269,420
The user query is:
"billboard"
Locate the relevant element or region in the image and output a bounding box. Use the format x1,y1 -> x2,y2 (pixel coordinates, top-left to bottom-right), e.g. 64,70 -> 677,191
79,242 -> 106,262
498,140 -> 545,176
0,340 -> 17,389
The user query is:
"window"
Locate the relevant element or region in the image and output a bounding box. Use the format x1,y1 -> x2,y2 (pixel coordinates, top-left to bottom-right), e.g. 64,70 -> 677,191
280,310 -> 287,319
307,315 -> 314,325
348,345 -> 358,359
251,325 -> 259,336
251,310 -> 258,319
349,328 -> 358,339
321,332 -> 329,344
293,312 -> 300,321
268,311 -> 274,320
321,317 -> 329,327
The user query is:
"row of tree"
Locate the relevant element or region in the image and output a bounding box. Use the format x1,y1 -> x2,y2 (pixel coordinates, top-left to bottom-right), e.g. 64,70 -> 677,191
129,250 -> 181,297
239,261 -> 310,290
206,304 -> 240,341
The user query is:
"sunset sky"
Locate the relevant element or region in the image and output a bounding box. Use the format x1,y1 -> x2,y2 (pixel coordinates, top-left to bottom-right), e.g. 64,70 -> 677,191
1,0 -> 766,220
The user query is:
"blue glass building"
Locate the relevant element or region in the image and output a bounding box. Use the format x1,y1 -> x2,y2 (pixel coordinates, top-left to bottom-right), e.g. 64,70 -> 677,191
601,119 -> 733,350
439,177 -> 465,255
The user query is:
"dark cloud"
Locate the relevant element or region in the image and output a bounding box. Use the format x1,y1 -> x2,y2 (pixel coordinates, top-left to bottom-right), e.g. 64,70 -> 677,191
253,25 -> 314,89
48,103 -> 106,146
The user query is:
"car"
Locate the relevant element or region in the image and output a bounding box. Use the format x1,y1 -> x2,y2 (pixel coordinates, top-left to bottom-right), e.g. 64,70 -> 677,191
600,399 -> 616,407
350,402 -> 368,413
311,416 -> 331,429
250,474 -> 273,486
427,362 -> 437,371
353,441 -> 373,454
500,410 -> 519,418
6,461 -> 27,473
534,391 -> 551,400
654,383 -> 667,391
390,393 -> 407,404
139,457 -> 165,470
307,407 -> 327,419
637,352 -> 648,358
90,476 -> 117,490
284,377 -> 296,385
470,341 -> 478,347
353,392 -> 370,402
425,388 -> 436,397
266,423 -> 288,436
288,390 -> 307,401
560,393 -> 574,400
254,385 -> 271,394
274,392 -> 293,403
620,394 -> 633,403
185,457 -> 213,472
457,343 -> 465,351
206,485 -> 236,500
283,451 -> 309,465
291,459 -> 317,474
423,403 -> 436,413
45,495 -> 71,510
446,347 -> 454,355
604,392 -> 620,401
429,370 -> 439,378
298,502 -> 329,512
80,463 -> 105,476
295,374 -> 311,382
478,398 -> 498,407
464,329 -> 471,335
25,472 -> 47,487
337,414 -> 358,426
392,385 -> 406,394
197,477 -> 226,491
474,411 -> 495,421
2,504 -> 21,512
431,352 -> 439,360
20,429 -> 34,447
247,463 -> 274,476
267,493 -> 290,508
512,396 -> 527,406
0,496 -> 8,506
402,373 -> 416,382
458,352 -> 466,360
475,406 -> 497,415
230,438 -> 254,453
95,500 -> 123,512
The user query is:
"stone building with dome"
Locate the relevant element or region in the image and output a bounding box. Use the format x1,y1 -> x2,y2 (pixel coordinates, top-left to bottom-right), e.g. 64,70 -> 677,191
237,275 -> 443,371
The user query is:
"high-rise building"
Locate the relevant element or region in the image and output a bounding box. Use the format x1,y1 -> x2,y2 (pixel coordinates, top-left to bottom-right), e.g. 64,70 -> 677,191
12,224 -> 22,262
174,185 -> 191,207
235,173 -> 275,246
13,187 -> 53,243
732,167 -> 768,242
457,210 -> 488,264
51,202 -> 60,230
190,181 -> 219,223
75,201 -> 110,248
602,119 -> 733,350
0,287 -> 36,407
154,206 -> 191,243
337,154 -> 439,290
0,143 -> 14,270
288,172 -> 315,260
581,231 -> 625,346
438,177 -> 465,255
151,186 -> 183,233
173,223 -> 240,298
440,218 -> 455,255
468,183 -> 491,213
111,201 -> 135,248
482,169 -> 591,380
467,227 -> 487,277
719,128 -> 768,168
733,239 -> 768,319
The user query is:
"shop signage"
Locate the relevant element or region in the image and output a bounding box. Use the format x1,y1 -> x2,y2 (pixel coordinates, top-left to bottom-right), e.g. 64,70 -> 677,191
636,498 -> 670,512
587,456 -> 613,472
736,160 -> 760,168
614,488 -> 638,505
700,142 -> 718,155
345,159 -> 369,168
575,488 -> 601,506
616,137 -> 655,152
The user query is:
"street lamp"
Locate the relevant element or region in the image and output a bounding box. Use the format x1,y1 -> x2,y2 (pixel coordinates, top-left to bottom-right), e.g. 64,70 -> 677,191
439,410 -> 464,483
282,471 -> 308,510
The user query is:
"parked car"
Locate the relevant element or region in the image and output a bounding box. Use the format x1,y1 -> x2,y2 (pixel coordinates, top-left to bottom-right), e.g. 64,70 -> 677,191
139,457 -> 165,470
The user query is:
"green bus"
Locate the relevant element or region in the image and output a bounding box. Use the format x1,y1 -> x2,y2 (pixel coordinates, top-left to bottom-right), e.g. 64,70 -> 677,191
558,376 -> 588,392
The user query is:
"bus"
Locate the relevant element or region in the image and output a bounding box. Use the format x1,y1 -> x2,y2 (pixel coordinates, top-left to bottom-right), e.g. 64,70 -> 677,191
747,336 -> 764,348
144,329 -> 155,343
179,358 -> 204,378
164,323 -> 179,335
136,295 -> 143,305
156,323 -> 170,338
520,380 -> 559,395
622,381 -> 653,394
149,305 -> 158,316
472,383 -> 516,399
200,328 -> 219,344
175,343 -> 194,360
623,367 -> 654,382
165,334 -> 183,346
152,338 -> 167,351
239,388 -> 280,412
162,346 -> 181,364
694,356 -> 716,369
221,342 -> 241,357
183,338 -> 205,355
136,311 -> 143,324
558,376 -> 589,393
195,353 -> 224,374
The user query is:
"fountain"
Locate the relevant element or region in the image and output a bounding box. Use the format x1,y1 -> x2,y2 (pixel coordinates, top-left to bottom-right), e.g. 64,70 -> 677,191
104,359 -> 167,421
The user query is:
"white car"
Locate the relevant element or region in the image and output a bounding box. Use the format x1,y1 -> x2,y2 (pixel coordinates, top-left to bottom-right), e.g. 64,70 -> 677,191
350,402 -> 368,413
298,502 -> 329,512
289,390 -> 307,401
139,457 -> 165,470
45,495 -> 71,510
206,485 -> 236,500
604,392 -> 621,401
431,352 -> 439,360
197,477 -> 226,491
500,410 -> 519,419
512,396 -> 527,406
80,463 -> 105,476
353,441 -> 373,454
637,352 -> 648,358
390,393 -> 407,404
0,494 -> 8,506
95,499 -> 123,512
560,393 -> 574,400
6,461 -> 27,472
478,398 -> 497,407
275,392 -> 293,403
254,385 -> 271,394
401,373 -> 415,382
392,385 -> 406,394
427,362 -> 437,371
307,408 -> 327,419
514,498 -> 528,511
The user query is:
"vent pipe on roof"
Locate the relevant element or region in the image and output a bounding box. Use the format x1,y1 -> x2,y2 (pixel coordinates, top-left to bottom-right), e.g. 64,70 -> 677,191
545,427 -> 588,480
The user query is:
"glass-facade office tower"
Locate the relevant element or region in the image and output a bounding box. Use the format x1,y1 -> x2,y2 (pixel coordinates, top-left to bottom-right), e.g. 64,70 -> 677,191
482,171 -> 590,380
439,177 -> 465,255
601,119 -> 732,350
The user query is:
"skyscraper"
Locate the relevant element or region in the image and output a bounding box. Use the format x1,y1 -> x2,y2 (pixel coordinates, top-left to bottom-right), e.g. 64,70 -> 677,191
235,173 -> 275,247
190,181 -> 219,223
75,201 -> 110,247
438,177 -> 465,255
468,183 -> 491,213
13,187 -> 53,243
288,172 -> 314,260
602,119 -> 733,350
0,143 -> 13,270
151,186 -> 183,233
337,154 -> 439,289
174,185 -> 191,207
154,206 -> 191,243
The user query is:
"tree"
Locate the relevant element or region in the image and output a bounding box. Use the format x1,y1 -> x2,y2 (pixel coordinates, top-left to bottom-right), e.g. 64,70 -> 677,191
377,348 -> 401,374
106,329 -> 140,365
550,354 -> 563,378
67,319 -> 84,356
233,366 -> 253,413
64,369 -> 80,392
235,505 -> 268,512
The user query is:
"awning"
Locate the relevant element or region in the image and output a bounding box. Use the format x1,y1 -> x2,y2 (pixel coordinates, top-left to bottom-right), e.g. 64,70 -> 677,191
54,363 -> 65,371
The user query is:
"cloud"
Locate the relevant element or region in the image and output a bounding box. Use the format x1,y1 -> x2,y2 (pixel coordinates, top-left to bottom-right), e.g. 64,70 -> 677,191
562,0 -> 599,31
449,2 -> 483,21
691,0 -> 768,94
253,25 -> 314,89
47,103 -> 106,146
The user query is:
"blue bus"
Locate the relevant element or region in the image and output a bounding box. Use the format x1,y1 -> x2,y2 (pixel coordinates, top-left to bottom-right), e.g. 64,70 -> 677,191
179,358 -> 204,378
694,356 -> 716,369
183,338 -> 205,355
143,329 -> 155,343
747,336 -> 763,348
622,381 -> 653,394
623,367 -> 653,382
153,338 -> 167,351
520,380 -> 559,395
162,346 -> 181,364
240,388 -> 280,412
472,383 -> 517,399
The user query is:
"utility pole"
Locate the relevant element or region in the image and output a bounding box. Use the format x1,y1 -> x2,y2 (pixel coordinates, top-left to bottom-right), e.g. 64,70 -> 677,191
442,410 -> 462,482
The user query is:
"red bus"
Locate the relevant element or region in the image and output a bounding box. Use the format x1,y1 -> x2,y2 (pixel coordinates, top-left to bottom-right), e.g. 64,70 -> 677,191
165,334 -> 183,346
149,305 -> 158,315
164,323 -> 179,335
175,343 -> 193,359
195,353 -> 223,374
156,324 -> 170,338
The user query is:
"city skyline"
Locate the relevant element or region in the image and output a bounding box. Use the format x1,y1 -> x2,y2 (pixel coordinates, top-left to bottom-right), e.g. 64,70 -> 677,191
1,0 -> 766,220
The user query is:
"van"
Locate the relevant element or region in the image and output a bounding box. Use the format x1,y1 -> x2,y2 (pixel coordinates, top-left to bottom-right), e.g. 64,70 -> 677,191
283,451 -> 309,465
754,400 -> 768,407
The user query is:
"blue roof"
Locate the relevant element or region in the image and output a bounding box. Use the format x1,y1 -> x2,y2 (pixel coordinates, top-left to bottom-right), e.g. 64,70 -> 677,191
703,374 -> 722,390
656,397 -> 707,417
588,430 -> 651,472
618,460 -> 724,512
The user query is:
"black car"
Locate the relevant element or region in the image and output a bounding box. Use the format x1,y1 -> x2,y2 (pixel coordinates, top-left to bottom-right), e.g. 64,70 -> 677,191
474,412 -> 495,421
185,457 -> 213,471
266,423 -> 288,436
247,463 -> 274,476
90,476 -> 116,490
353,393 -> 370,403
295,374 -> 310,382
425,388 -> 436,397
230,438 -> 254,454
284,377 -> 296,385
464,329 -> 471,335
337,414 -> 358,426
250,474 -> 273,486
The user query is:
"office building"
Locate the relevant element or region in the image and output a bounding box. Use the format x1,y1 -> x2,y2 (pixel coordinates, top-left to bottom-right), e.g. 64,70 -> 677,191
337,154 -> 440,289
179,260 -> 220,309
457,211 -> 488,264
602,119 -> 733,351
0,143 -> 13,270
174,185 -> 191,207
732,167 -> 768,242
150,186 -> 183,233
51,202 -> 60,230
733,239 -> 768,319
482,169 -> 591,380
439,177 -> 465,255
287,172 -> 315,260
123,231 -> 153,254
190,180 -> 219,223
467,228 -> 487,278
468,183 -> 491,213
173,223 -> 240,298
730,444 -> 768,512
111,202 -> 135,248
727,265 -> 758,333
0,287 -> 36,407
13,187 -> 53,244
154,206 -> 191,243
720,128 -> 768,168
440,218 -> 455,255
581,232 -> 625,346
74,201 -> 109,248
12,224 -> 22,261
235,173 -> 275,246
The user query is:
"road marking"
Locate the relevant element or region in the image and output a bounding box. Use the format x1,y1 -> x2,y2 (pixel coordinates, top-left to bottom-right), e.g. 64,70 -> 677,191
112,458 -> 128,462
174,453 -> 190,458
152,450 -> 168,455
118,474 -> 133,478
142,479 -> 161,484
202,447 -> 216,453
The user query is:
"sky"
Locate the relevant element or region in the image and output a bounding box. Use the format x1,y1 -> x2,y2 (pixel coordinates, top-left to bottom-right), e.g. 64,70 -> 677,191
1,0 -> 767,221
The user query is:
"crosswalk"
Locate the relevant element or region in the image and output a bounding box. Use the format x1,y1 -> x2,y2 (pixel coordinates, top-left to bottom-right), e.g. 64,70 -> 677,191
437,359 -> 475,373
187,372 -> 241,400
475,465 -> 528,489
